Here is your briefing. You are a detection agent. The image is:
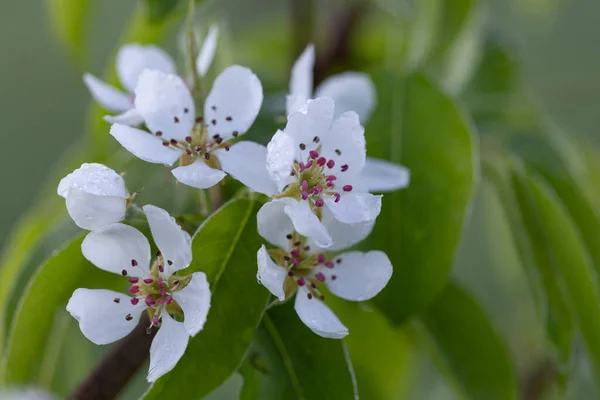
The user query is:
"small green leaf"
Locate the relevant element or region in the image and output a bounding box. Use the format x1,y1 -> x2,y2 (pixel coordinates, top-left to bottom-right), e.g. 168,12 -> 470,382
420,281 -> 518,400
365,72 -> 477,323
1,234 -> 123,385
240,301 -> 358,399
46,0 -> 94,62
511,165 -> 600,384
143,199 -> 270,399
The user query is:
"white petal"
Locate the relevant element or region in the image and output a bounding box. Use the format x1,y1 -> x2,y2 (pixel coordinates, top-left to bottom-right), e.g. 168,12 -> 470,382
214,142 -> 277,195
283,199 -> 333,248
196,25 -> 218,77
110,123 -> 183,165
256,200 -> 295,249
324,251 -> 392,301
147,313 -> 189,382
103,108 -> 144,126
58,163 -> 128,198
285,97 -> 334,160
286,44 -> 315,116
204,65 -> 263,139
117,44 -> 176,92
324,193 -> 382,224
294,287 -> 348,339
171,160 -> 226,189
66,288 -> 145,345
81,223 -> 151,277
256,245 -> 287,301
143,205 -> 192,275
315,72 -> 376,123
266,130 -> 296,191
308,207 -> 374,251
358,157 -> 410,193
66,189 -> 126,231
172,272 -> 211,336
134,69 -> 195,141
83,73 -> 132,112
320,111 -> 366,179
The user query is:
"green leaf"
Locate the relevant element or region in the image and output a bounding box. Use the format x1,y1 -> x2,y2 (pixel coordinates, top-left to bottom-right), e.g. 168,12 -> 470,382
326,297 -> 412,399
365,72 -> 477,323
507,161 -> 574,383
1,234 -> 123,385
144,0 -> 183,23
240,301 -> 358,399
46,0 -> 94,62
143,199 -> 270,399
420,281 -> 518,400
512,166 -> 600,383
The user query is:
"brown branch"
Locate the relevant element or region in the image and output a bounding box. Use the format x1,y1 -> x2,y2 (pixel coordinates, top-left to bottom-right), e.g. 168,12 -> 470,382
68,319 -> 157,400
521,359 -> 557,400
313,2 -> 367,86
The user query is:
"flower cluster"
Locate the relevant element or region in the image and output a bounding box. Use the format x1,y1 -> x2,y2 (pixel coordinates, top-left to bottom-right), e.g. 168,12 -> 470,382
60,35 -> 409,381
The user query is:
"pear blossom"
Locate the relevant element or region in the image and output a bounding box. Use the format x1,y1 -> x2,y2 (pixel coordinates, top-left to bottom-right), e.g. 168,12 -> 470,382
287,44 -> 410,193
256,202 -> 392,338
57,163 -> 130,231
109,65 -> 268,191
67,205 -> 211,382
84,26 -> 218,125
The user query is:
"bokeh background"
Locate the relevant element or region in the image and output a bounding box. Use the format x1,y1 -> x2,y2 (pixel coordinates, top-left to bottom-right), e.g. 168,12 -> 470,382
0,0 -> 599,398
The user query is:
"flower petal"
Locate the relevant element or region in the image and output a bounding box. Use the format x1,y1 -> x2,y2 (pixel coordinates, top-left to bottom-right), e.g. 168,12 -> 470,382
196,25 -> 218,77
117,44 -> 176,92
324,192 -> 382,224
286,44 -> 314,116
324,251 -> 392,301
257,200 -> 295,249
83,73 -> 131,112
58,163 -> 128,199
171,160 -> 226,189
66,190 -> 127,231
147,313 -> 189,382
285,97 -> 335,161
103,108 -> 144,126
172,272 -> 211,336
134,69 -> 195,141
143,205 -> 192,275
204,65 -> 263,139
110,123 -> 183,165
66,288 -> 145,345
315,72 -> 376,123
81,223 -> 151,277
257,245 -> 287,301
308,207 -> 374,251
214,141 -> 277,195
358,157 -> 410,193
266,130 -> 296,191
320,111 -> 366,179
294,287 -> 348,339
283,199 -> 333,248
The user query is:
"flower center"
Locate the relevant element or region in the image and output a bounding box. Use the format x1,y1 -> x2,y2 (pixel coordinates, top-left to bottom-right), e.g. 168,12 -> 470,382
120,251 -> 190,332
270,233 -> 342,301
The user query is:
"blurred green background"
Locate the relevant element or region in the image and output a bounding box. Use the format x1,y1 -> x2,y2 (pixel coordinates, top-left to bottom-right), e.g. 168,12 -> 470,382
1,0 -> 599,398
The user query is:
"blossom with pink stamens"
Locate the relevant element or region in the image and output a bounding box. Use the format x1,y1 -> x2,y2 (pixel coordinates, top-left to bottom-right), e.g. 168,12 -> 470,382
66,205 -> 211,382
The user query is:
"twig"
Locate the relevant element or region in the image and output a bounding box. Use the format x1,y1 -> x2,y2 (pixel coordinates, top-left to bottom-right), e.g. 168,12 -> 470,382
521,359 -> 557,400
68,319 -> 157,400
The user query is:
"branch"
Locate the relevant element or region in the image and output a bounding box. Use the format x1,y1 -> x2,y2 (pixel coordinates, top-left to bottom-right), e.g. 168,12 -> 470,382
68,319 -> 157,400
521,359 -> 557,400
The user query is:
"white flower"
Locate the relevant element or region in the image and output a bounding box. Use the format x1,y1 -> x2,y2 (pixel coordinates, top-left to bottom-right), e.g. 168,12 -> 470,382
84,26 -> 218,126
287,44 -> 410,193
57,163 -> 129,231
255,203 -> 392,339
109,65 -> 266,191
66,205 -> 211,382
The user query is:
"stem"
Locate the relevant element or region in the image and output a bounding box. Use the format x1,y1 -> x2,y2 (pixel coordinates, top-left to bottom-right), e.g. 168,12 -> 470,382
186,0 -> 201,94
68,318 -> 157,400
198,189 -> 211,217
